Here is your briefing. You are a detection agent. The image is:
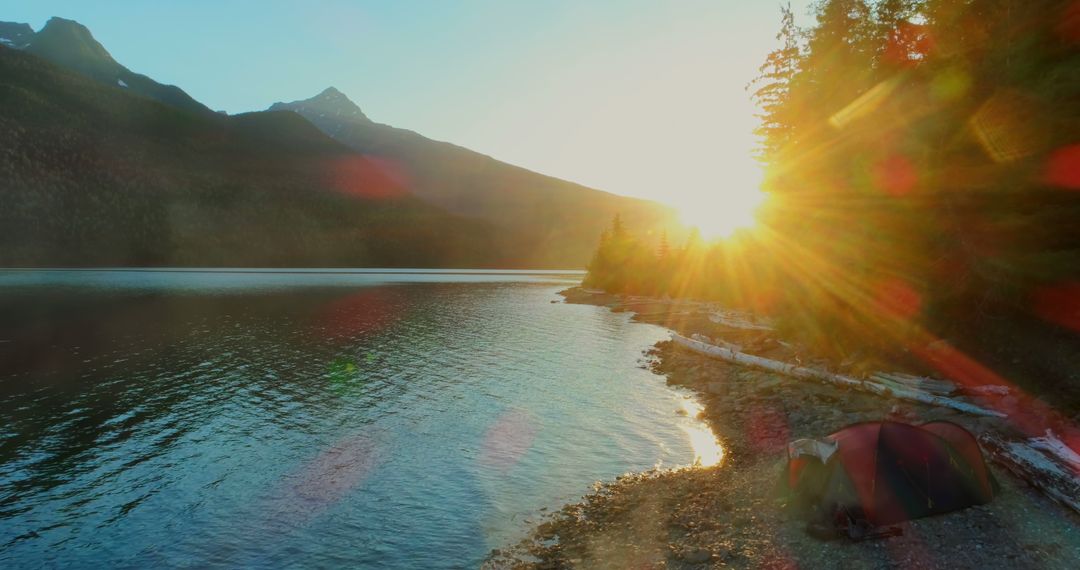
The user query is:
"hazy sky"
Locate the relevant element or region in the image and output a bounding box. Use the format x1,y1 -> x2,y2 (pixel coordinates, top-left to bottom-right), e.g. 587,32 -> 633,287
8,0 -> 814,221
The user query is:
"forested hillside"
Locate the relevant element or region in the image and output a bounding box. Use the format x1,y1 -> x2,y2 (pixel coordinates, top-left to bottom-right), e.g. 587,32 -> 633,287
0,15 -> 681,268
585,0 -> 1079,359
0,46 -> 513,267
751,0 -> 1080,340
271,90 -> 681,267
15,17 -> 212,115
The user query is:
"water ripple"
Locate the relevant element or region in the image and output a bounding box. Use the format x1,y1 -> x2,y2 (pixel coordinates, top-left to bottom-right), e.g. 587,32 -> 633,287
0,275 -> 711,568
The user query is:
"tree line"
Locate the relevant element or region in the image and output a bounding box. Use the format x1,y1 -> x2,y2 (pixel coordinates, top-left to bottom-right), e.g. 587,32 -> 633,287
585,0 -> 1080,358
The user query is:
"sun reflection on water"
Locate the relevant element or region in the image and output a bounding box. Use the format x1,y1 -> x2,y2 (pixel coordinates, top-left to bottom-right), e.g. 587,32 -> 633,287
678,398 -> 724,467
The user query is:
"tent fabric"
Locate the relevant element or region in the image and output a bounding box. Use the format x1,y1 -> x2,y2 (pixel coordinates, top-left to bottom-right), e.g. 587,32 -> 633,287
785,421 -> 996,532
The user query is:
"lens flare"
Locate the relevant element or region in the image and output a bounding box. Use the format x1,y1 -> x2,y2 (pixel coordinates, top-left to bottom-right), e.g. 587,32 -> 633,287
325,155 -> 410,199
1044,144 -> 1080,190
479,408 -> 539,473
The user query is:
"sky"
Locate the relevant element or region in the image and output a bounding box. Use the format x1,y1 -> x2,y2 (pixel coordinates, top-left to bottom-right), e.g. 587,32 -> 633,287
7,0 -> 814,232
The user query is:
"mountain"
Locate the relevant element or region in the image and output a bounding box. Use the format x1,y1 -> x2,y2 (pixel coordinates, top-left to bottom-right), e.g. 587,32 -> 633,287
0,21 -> 32,48
2,16 -> 681,268
1,17 -> 211,115
270,90 -> 680,267
283,86 -> 370,123
0,44 -> 514,267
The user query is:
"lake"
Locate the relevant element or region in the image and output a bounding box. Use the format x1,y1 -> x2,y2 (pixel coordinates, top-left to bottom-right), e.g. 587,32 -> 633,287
0,269 -> 718,568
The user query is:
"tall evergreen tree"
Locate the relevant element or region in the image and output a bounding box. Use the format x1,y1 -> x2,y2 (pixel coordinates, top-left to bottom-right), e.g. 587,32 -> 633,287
749,3 -> 803,161
801,0 -> 876,117
657,231 -> 670,260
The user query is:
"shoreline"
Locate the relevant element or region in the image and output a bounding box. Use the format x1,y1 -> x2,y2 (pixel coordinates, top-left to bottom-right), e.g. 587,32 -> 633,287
488,287 -> 1080,568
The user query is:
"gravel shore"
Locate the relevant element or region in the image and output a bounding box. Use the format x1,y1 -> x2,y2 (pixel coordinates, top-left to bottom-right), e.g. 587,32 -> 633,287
486,288 -> 1080,569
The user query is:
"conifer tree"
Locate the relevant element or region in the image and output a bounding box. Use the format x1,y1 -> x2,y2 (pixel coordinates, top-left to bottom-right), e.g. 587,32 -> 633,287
657,231 -> 670,260
749,3 -> 802,161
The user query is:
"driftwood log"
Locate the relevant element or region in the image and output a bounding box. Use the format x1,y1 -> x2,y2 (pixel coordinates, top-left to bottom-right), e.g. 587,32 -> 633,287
980,432 -> 1080,515
708,312 -> 774,331
870,372 -> 957,396
672,334 -> 1005,418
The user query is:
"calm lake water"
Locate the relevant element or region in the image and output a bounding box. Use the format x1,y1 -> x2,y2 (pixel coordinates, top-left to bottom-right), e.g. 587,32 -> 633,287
0,270 -> 716,568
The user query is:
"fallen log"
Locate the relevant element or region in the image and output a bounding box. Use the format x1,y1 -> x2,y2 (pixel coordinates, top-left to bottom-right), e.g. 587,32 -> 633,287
964,385 -> 1011,397
708,312 -> 774,331
870,372 -> 957,396
691,333 -> 743,353
1028,430 -> 1080,472
625,310 -> 695,318
618,302 -> 673,308
979,432 -> 1080,515
672,334 -> 1005,418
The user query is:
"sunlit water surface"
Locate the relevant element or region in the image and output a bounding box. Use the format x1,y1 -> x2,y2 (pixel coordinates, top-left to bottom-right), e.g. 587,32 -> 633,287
0,270 -> 716,568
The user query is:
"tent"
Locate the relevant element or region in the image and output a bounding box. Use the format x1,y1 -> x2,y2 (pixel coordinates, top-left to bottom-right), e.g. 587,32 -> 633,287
785,421 -> 997,537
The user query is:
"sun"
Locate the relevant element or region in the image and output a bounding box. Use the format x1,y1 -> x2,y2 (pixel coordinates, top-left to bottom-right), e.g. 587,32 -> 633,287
676,171 -> 767,240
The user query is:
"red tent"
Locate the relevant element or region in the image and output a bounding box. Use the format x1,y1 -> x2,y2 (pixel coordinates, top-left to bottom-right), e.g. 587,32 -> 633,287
786,421 -> 997,536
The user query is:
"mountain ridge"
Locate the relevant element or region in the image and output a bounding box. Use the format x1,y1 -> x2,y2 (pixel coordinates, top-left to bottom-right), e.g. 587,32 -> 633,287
0,21 -> 32,48
271,88 -> 680,266
0,44 -> 517,267
278,86 -> 372,122
1,15 -> 681,267
1,17 -> 212,115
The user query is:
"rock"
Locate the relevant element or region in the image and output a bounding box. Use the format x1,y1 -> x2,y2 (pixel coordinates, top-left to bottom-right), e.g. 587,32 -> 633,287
678,547 -> 712,564
757,377 -> 784,395
707,382 -> 726,395
887,404 -> 917,422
